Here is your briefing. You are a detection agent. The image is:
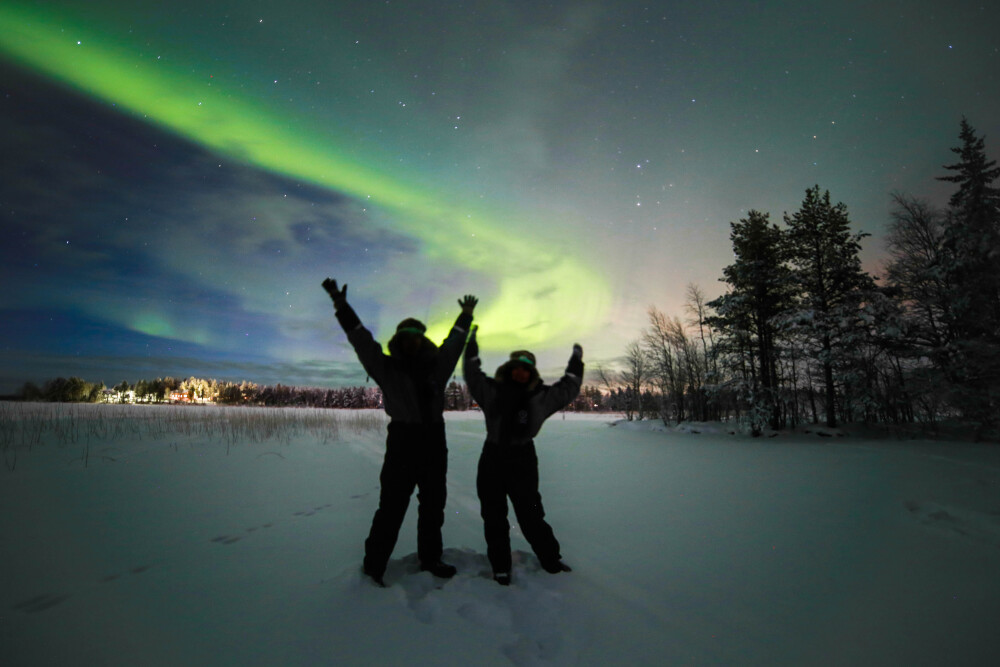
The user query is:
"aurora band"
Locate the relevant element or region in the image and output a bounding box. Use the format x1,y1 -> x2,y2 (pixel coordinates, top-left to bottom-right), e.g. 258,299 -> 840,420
0,3 -> 611,351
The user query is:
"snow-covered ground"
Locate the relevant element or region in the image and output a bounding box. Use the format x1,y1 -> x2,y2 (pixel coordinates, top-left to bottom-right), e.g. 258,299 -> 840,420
2,404 -> 999,666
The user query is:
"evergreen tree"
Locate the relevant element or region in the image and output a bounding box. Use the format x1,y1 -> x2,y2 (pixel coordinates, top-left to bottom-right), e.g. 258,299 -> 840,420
115,380 -> 131,403
935,119 -> 1000,429
784,186 -> 875,427
708,210 -> 794,434
21,382 -> 42,401
938,118 -> 1000,333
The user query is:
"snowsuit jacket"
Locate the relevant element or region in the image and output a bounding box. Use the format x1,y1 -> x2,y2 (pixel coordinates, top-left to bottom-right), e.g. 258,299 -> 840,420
335,302 -> 472,425
463,350 -> 583,446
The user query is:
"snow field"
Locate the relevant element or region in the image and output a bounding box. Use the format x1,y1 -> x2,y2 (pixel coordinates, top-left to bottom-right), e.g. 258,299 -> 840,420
2,405 -> 999,666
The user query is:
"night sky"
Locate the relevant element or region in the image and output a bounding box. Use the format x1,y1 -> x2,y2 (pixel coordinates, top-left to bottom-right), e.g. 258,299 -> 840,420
1,1 -> 998,392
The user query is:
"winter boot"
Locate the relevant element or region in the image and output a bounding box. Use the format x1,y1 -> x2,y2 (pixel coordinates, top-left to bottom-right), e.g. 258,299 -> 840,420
420,561 -> 457,579
493,572 -> 511,586
363,565 -> 386,588
541,560 -> 572,574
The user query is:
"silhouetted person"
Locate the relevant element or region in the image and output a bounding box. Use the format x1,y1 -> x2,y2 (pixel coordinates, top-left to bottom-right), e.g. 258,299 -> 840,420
463,326 -> 583,585
322,278 -> 477,587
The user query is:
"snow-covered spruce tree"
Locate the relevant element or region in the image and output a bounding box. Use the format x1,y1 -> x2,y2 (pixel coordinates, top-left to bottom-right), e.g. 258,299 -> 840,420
843,289 -> 916,424
784,186 -> 875,428
935,118 -> 1000,430
707,210 -> 795,434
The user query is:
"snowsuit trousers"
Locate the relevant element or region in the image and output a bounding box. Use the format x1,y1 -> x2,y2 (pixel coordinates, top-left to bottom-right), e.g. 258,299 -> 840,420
364,422 -> 448,578
477,441 -> 561,575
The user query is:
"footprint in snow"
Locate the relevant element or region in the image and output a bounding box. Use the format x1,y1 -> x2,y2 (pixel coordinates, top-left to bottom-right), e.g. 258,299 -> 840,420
904,500 -> 1000,547
12,593 -> 71,614
383,548 -> 573,666
15,564 -> 155,615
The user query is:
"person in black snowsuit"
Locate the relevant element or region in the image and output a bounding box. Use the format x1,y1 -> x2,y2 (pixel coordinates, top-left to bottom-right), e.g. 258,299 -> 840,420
463,326 -> 583,585
322,278 -> 477,587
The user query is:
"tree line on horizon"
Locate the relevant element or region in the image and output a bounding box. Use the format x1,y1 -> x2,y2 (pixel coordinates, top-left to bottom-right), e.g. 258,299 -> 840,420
14,374 -> 616,413
604,118 -> 998,438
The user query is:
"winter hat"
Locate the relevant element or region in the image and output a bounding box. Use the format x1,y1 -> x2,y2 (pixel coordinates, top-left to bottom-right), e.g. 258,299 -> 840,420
495,350 -> 541,387
509,350 -> 536,366
395,318 -> 427,335
388,317 -> 437,358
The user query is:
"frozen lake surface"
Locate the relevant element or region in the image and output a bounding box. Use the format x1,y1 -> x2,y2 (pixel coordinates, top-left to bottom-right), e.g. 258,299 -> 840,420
3,404 -> 999,666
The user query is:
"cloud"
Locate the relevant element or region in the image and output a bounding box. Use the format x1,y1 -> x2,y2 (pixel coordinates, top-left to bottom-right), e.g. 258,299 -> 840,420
1,3 -> 613,345
0,71 -> 427,359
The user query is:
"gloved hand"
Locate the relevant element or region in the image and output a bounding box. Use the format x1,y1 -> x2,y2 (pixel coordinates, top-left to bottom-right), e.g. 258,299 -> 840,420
322,278 -> 348,309
466,325 -> 479,358
572,343 -> 583,360
459,294 -> 478,315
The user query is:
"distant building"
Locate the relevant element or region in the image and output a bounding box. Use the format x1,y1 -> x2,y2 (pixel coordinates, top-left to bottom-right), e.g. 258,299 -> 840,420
104,388 -> 136,404
169,390 -> 213,404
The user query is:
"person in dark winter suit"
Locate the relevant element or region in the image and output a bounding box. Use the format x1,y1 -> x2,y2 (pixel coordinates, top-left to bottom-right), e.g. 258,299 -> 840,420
463,326 -> 583,585
322,278 -> 477,587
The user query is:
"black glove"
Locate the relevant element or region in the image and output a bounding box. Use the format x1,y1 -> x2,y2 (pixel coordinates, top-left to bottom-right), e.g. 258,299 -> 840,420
459,294 -> 478,315
322,278 -> 348,309
466,325 -> 479,358
568,343 -> 584,376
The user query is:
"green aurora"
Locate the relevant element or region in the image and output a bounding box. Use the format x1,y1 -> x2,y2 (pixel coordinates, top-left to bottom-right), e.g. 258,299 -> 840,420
0,2 -> 611,350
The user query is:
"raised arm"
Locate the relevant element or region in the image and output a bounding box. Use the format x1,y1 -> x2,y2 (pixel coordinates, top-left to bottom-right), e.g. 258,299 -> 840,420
435,295 -> 477,383
321,278 -> 386,381
540,344 -> 584,417
322,278 -> 359,331
462,325 -> 493,406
